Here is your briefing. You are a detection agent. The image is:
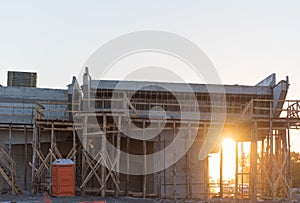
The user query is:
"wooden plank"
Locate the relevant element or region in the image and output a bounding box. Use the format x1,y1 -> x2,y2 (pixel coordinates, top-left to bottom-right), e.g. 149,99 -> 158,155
270,119 -> 275,200
186,123 -> 191,199
0,165 -> 20,194
101,114 -> 106,197
250,121 -> 258,202
8,124 -> 12,157
203,124 -> 208,201
81,114 -> 88,196
126,120 -> 130,195
0,170 -> 2,194
157,126 -> 161,198
220,143 -> 223,199
261,135 -> 265,196
72,125 -> 76,184
235,141 -> 239,201
24,126 -> 28,190
173,121 -> 176,200
142,120 -> 146,198
163,139 -> 166,198
80,152 -> 102,189
115,116 -> 121,197
287,121 -> 291,200
49,122 -> 54,193
31,124 -> 38,194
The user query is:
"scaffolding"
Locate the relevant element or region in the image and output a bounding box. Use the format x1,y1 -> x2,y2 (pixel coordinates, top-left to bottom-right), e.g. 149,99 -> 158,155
0,83 -> 299,202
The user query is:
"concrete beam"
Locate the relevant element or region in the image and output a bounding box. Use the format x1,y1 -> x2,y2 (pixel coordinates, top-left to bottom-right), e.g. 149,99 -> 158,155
90,80 -> 272,95
273,77 -> 289,117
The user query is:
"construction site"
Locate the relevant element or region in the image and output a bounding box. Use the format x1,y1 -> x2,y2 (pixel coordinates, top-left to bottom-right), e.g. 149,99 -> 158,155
0,69 -> 299,203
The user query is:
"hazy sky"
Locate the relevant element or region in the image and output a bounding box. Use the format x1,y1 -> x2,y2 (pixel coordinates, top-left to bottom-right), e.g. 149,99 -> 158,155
1,1 -> 300,149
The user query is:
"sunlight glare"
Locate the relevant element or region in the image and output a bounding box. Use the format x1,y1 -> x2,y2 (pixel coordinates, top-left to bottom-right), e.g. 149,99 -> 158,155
209,138 -> 236,182
222,138 -> 236,179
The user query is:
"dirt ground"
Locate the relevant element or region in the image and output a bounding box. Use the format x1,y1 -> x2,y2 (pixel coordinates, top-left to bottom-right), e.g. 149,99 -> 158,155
0,192 -> 185,203
0,192 -> 299,203
0,194 -> 167,203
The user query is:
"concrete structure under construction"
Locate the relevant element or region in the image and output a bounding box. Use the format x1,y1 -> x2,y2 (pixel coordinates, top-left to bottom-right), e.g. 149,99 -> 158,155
0,69 -> 298,202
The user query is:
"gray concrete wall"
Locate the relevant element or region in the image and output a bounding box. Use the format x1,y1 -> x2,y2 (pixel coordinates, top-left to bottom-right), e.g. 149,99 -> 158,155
0,86 -> 68,124
156,128 -> 207,200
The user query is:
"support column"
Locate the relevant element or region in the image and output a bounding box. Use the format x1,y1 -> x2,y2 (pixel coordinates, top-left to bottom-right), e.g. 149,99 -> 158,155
72,124 -> 76,188
111,128 -> 115,192
261,136 -> 265,196
115,115 -> 121,197
0,171 -> 2,194
173,121 -> 177,200
186,123 -> 192,200
163,139 -> 166,198
73,125 -> 76,163
125,118 -> 130,195
101,114 -> 107,197
9,123 -> 12,156
157,122 -> 161,198
235,141 -> 239,202
203,124 -> 208,200
31,124 -> 38,194
220,142 -> 223,199
126,135 -> 129,195
81,115 -> 88,196
37,127 -> 41,192
270,122 -> 275,200
287,122 -> 291,200
142,120 -> 147,198
241,142 -> 245,199
269,102 -> 275,200
265,131 -> 270,197
250,121 -> 258,202
24,126 -> 28,190
49,122 -> 54,194
281,130 -> 289,199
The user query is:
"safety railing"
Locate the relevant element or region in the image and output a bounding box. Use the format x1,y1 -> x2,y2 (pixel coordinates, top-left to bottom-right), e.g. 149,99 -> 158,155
241,99 -> 300,120
287,101 -> 300,119
35,101 -> 79,121
80,96 -> 241,120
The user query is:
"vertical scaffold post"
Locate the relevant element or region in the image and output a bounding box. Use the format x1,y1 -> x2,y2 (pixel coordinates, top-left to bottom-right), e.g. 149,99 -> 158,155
250,121 -> 258,202
186,123 -> 192,200
81,114 -> 88,196
72,124 -> 76,176
235,141 -> 239,202
143,120 -> 147,198
24,125 -> 28,190
173,121 -> 177,200
204,124 -> 208,201
157,122 -> 161,198
126,118 -> 130,195
101,114 -> 107,197
49,122 -> 54,194
31,123 -> 38,194
9,123 -> 12,157
220,142 -> 223,199
115,115 -> 121,197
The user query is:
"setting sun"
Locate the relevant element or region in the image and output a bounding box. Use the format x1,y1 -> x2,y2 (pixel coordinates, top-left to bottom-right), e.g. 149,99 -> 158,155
222,138 -> 236,179
209,138 -> 236,181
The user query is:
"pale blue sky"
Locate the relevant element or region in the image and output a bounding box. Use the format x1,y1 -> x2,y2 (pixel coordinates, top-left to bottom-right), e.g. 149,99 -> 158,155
1,1 -> 300,148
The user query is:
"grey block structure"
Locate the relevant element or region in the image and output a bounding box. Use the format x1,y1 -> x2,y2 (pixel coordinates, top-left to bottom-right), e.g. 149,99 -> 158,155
0,68 -> 298,202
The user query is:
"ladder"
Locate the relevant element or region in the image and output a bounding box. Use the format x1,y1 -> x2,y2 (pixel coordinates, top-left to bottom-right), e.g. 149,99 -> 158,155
0,147 -> 20,194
